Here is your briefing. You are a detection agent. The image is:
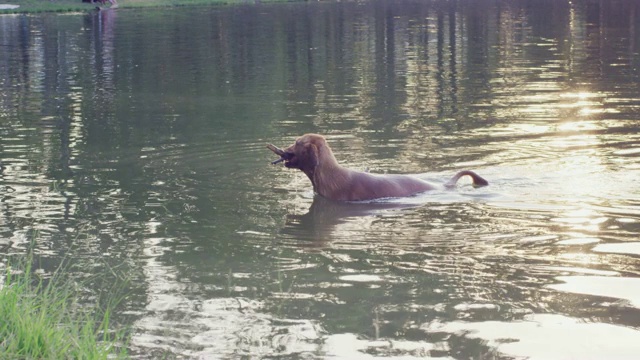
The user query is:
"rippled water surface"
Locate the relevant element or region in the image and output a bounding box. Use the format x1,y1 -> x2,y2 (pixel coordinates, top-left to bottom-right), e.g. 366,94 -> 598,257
2,0 -> 640,358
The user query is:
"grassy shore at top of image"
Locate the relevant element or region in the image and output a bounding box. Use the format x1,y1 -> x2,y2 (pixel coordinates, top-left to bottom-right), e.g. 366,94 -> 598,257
0,257 -> 128,359
0,0 -> 292,14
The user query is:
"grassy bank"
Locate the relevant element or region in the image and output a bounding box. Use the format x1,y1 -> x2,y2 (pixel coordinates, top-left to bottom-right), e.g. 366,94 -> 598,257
0,257 -> 128,359
0,0 -> 284,14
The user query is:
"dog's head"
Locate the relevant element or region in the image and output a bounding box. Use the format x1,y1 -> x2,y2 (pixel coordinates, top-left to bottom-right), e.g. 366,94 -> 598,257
283,134 -> 327,171
269,134 -> 330,174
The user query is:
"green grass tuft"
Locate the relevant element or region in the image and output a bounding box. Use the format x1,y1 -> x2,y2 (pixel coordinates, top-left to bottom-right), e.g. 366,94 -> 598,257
0,257 -> 129,359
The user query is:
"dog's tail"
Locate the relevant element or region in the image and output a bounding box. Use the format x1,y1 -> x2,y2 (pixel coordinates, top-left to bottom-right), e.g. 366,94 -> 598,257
445,170 -> 489,189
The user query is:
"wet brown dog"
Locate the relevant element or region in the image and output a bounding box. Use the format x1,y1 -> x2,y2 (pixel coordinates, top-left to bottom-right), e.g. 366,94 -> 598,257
268,134 -> 488,201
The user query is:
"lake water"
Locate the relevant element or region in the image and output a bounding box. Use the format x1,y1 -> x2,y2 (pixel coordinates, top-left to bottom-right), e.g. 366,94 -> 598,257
1,0 -> 640,358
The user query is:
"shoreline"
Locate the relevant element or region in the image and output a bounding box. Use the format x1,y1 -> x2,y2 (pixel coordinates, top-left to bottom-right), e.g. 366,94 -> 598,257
0,0 -> 292,14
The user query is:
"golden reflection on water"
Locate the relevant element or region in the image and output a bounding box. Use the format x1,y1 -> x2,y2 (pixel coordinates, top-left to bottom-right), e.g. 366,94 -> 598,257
424,313 -> 640,360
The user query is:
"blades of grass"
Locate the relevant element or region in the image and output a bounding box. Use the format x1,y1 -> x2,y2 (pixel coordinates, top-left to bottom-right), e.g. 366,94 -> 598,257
0,256 -> 129,359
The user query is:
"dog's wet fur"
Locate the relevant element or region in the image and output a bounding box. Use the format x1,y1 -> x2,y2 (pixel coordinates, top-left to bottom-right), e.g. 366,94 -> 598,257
269,134 -> 488,201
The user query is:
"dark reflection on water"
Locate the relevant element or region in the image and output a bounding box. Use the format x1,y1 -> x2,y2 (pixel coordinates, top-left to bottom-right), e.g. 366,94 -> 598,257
2,0 -> 640,358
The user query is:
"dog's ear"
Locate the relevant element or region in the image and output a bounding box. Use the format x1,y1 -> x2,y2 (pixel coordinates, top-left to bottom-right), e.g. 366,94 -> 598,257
305,143 -> 319,169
